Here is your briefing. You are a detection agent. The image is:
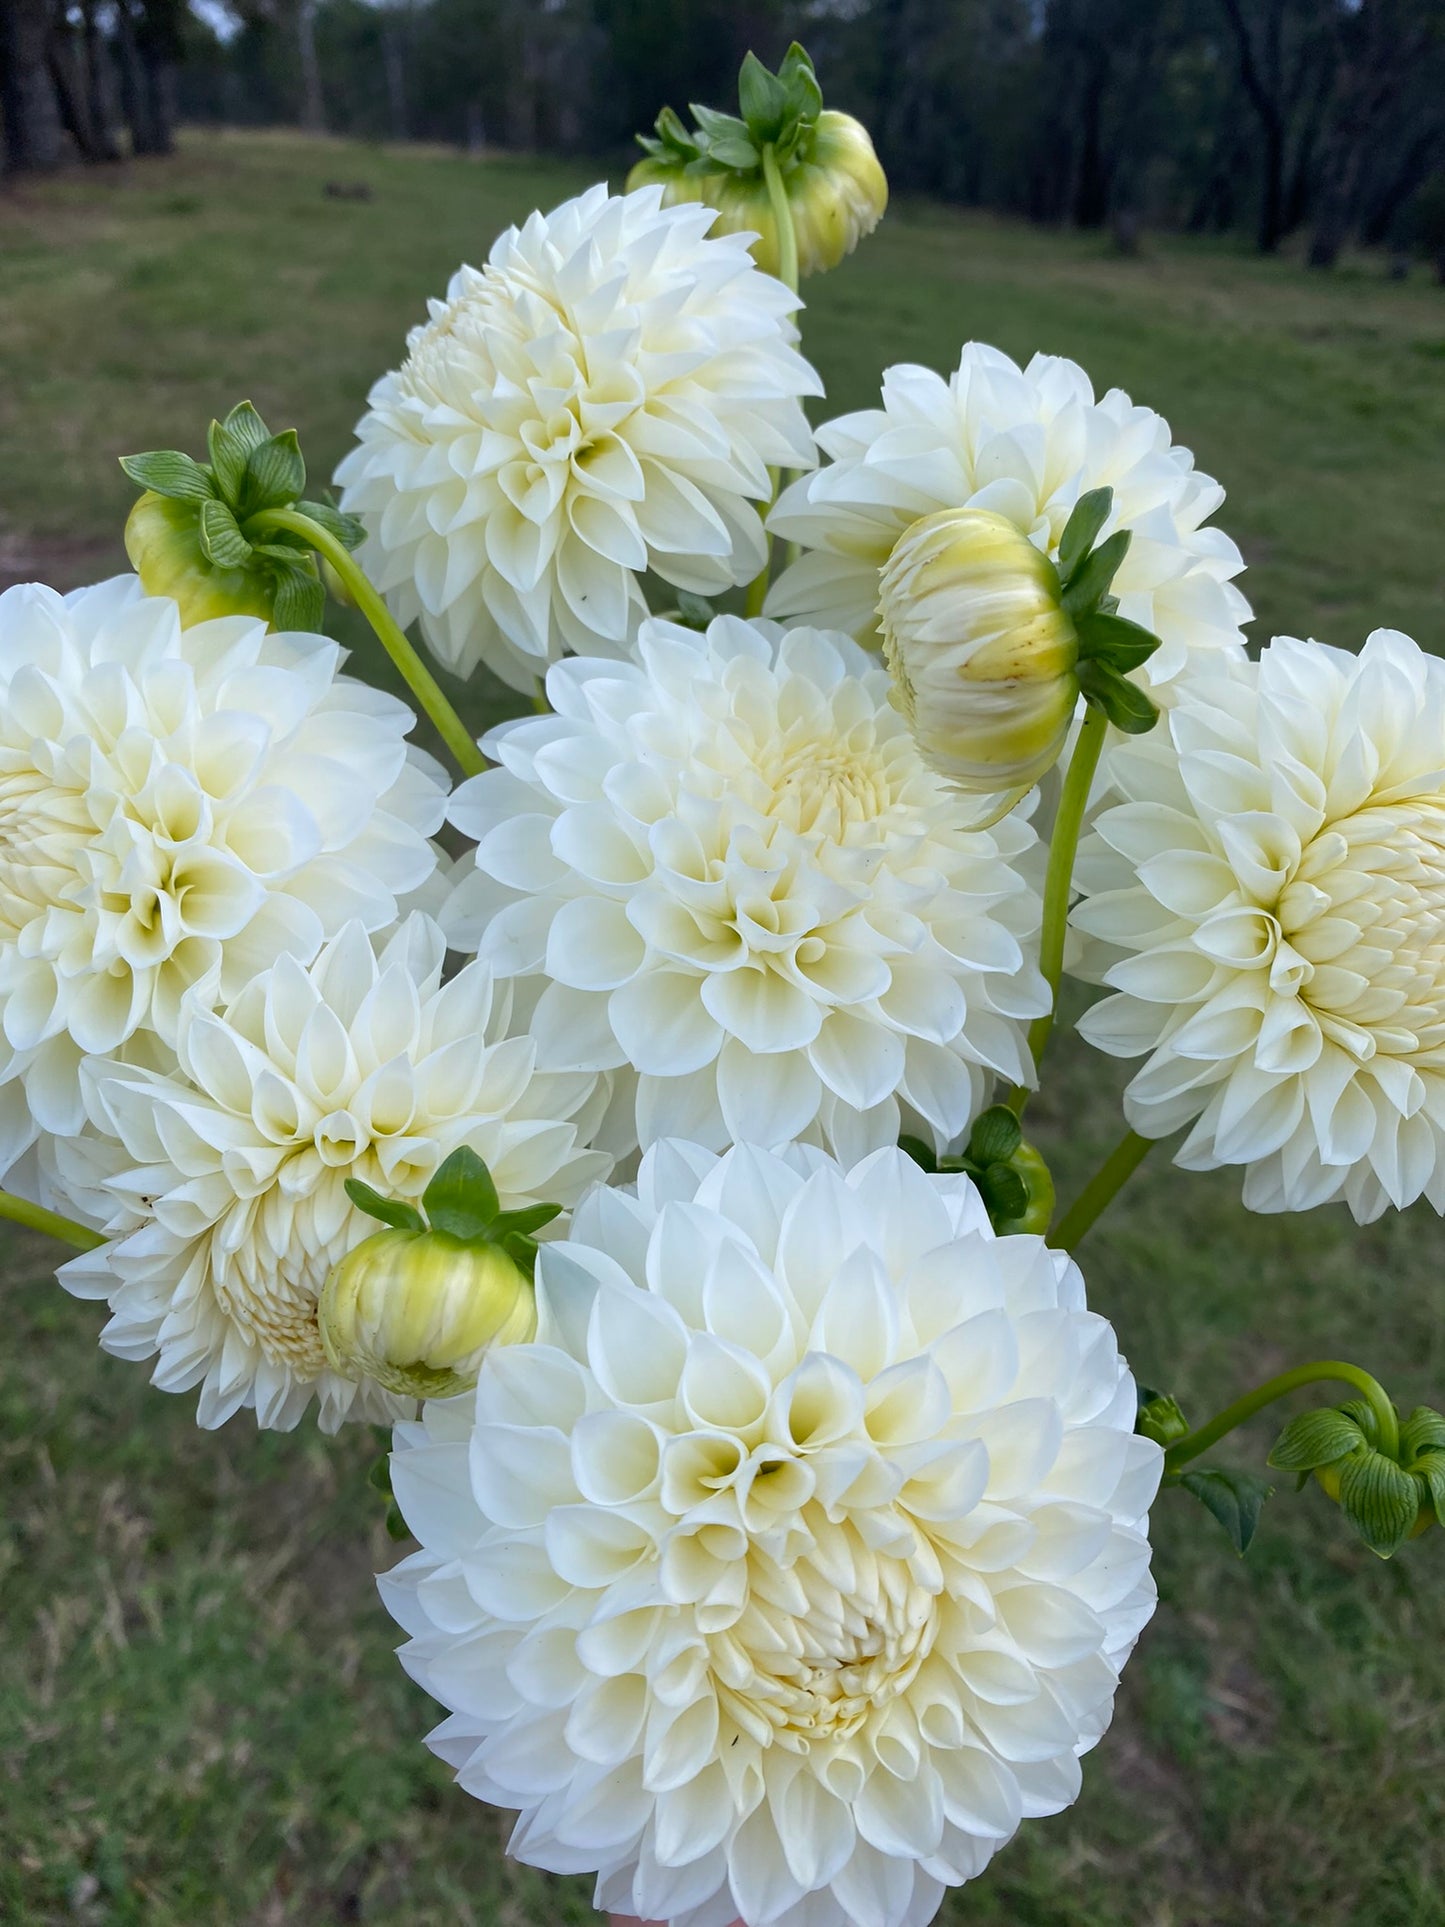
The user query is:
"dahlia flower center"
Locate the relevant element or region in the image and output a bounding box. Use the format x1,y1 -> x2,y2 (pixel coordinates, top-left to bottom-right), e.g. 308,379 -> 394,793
755,729 -> 894,836
717,1533 -> 939,1752
1280,797 -> 1445,1054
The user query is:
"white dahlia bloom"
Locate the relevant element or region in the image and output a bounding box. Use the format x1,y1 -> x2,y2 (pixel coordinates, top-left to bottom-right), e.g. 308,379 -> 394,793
443,616 -> 1048,1160
382,1141 -> 1161,1927
1073,630 -> 1445,1222
57,916 -> 611,1431
766,343 -> 1249,691
335,183 -> 820,693
0,576 -> 448,1177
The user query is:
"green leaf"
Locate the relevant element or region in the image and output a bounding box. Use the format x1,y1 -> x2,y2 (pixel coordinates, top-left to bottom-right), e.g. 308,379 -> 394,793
967,1104 -> 1022,1168
1062,528 -> 1132,617
1075,610 -> 1162,671
119,449 -> 216,502
423,1146 -> 500,1241
1057,486 -> 1113,580
979,1162 -> 1029,1226
197,498 -> 252,570
296,499 -> 366,550
1268,1406 -> 1366,1472
1337,1447 -> 1421,1558
897,1134 -> 939,1173
491,1202 -> 563,1240
1137,1391 -> 1190,1447
779,42 -> 822,123
270,565 -> 326,633
242,429 -> 306,514
1179,1466 -> 1273,1555
1078,659 -> 1160,735
1400,1406 -> 1445,1460
344,1177 -> 425,1233
738,51 -> 791,143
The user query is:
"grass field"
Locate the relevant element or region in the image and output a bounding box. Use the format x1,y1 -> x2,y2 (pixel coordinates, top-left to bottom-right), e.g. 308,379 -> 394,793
3,128 -> 1445,1927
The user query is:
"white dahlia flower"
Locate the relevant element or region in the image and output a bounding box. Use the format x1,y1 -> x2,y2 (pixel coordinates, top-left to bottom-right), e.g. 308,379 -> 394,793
335,183 -> 820,693
382,1141 -> 1161,1927
0,576 -> 448,1177
1073,630 -> 1445,1222
443,616 -> 1048,1161
766,343 -> 1249,691
57,915 -> 611,1431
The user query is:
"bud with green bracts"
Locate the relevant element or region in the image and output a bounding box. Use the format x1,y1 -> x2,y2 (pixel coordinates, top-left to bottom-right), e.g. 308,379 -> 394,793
120,399 -> 364,631
319,1147 -> 561,1402
1269,1401 -> 1445,1557
878,487 -> 1166,797
899,1105 -> 1055,1237
788,112 -> 887,276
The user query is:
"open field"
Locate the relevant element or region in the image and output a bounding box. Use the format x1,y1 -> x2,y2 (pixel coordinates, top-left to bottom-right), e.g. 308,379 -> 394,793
2,129 -> 1445,1927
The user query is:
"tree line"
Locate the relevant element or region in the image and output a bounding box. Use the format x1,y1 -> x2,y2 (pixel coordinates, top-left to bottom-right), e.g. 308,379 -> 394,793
4,0 -> 1445,272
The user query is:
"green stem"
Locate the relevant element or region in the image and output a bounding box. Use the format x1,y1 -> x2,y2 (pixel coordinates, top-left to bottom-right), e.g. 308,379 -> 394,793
1165,1362 -> 1399,1471
1047,1128 -> 1154,1250
741,145 -> 801,622
251,508 -> 486,780
1008,701 -> 1108,1113
0,1188 -> 105,1251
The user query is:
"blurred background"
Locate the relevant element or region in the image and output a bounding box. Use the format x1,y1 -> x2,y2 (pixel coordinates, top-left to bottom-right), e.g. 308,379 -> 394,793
3,4 -> 1445,1926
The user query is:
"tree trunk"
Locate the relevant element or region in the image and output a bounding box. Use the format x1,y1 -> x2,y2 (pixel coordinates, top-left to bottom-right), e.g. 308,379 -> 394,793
80,0 -> 120,162
0,0 -> 65,172
296,0 -> 324,133
46,3 -> 102,160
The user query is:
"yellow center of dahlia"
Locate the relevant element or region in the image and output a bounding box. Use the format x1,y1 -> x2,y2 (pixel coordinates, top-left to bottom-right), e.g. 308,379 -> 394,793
1279,797 -> 1445,1060
760,733 -> 896,836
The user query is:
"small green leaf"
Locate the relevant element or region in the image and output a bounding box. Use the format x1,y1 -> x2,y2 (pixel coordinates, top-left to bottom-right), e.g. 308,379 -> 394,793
344,1177 -> 425,1233
423,1146 -> 500,1241
208,402 -> 270,502
1137,1391 -> 1190,1447
491,1201 -> 563,1239
967,1104 -> 1023,1169
1268,1406 -> 1366,1472
1337,1447 -> 1421,1558
979,1162 -> 1029,1226
690,104 -> 751,144
1058,487 -> 1113,580
197,498 -> 252,570
270,565 -> 326,633
779,42 -> 822,122
674,590 -> 715,631
1075,610 -> 1162,671
296,499 -> 366,549
1062,528 -> 1132,616
1179,1466 -> 1273,1555
119,449 -> 216,502
897,1134 -> 939,1173
738,51 -> 791,143
1078,660 -> 1160,735
243,429 -> 306,514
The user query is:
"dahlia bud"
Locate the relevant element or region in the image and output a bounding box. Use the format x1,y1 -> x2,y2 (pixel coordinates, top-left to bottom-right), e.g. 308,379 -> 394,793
879,507 -> 1081,793
319,1148 -> 559,1401
789,112 -> 888,277
1269,1400 -> 1445,1558
900,1104 -> 1056,1238
125,490 -> 277,626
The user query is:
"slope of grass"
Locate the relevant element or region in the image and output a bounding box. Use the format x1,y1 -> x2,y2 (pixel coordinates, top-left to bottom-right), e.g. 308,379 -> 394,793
2,129 -> 1444,1927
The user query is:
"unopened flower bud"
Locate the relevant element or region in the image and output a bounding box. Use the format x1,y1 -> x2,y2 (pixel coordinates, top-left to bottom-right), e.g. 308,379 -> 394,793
789,112 -> 888,276
879,507 -> 1080,794
125,490 -> 276,627
320,1226 -> 536,1401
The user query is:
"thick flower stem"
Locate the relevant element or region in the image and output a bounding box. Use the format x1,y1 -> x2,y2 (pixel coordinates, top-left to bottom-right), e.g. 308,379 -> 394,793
1007,702 -> 1109,1115
250,507 -> 486,780
0,1188 -> 105,1251
1047,1128 -> 1154,1251
742,145 -> 802,621
1165,1362 -> 1400,1471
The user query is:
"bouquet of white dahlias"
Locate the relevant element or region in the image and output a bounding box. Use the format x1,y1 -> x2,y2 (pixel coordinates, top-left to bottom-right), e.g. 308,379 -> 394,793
7,43 -> 1444,1927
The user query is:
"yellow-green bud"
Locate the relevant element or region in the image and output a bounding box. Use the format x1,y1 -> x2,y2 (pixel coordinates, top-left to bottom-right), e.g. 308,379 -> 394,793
789,112 -> 888,276
125,490 -> 276,627
320,1227 -> 536,1401
879,507 -> 1080,794
624,153 -> 710,206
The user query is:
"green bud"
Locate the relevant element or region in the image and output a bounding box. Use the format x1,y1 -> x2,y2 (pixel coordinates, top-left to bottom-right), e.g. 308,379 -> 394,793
125,491 -> 277,626
1269,1399 -> 1445,1557
1136,1388 -> 1190,1448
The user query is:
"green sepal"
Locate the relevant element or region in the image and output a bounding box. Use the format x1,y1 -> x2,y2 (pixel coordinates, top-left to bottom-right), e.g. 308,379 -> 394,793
296,499 -> 366,550
674,590 -> 716,631
384,1502 -> 410,1540
499,1229 -> 542,1277
242,429 -> 306,515
897,1134 -> 939,1173
490,1202 -> 563,1240
422,1146 -> 501,1242
197,498 -> 252,570
367,1451 -> 394,1496
1268,1406 -> 1366,1473
207,401 -> 270,501
1400,1406 -> 1445,1458
344,1177 -> 426,1233
738,51 -> 791,144
966,1104 -> 1023,1169
118,449 -> 216,502
270,565 -> 326,633
1337,1447 -> 1421,1558
709,133 -> 762,170
1416,1453 -> 1445,1527
1063,528 -> 1132,617
778,42 -> 822,124
1058,487 -> 1113,581
1338,1397 -> 1384,1448
978,1162 -> 1028,1225
1075,610 -> 1161,671
1078,659 -> 1160,735
1136,1388 -> 1190,1447
1178,1465 -> 1273,1555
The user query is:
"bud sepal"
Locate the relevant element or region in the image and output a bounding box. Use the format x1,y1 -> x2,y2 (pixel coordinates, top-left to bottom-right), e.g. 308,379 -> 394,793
1269,1400 -> 1445,1557
900,1104 -> 1055,1236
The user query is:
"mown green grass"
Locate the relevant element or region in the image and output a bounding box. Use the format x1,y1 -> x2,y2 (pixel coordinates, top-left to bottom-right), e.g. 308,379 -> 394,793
2,129 -> 1445,1927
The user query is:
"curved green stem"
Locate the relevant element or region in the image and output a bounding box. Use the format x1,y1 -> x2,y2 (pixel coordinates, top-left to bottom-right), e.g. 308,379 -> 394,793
0,1188 -> 105,1251
1008,702 -> 1108,1114
1165,1361 -> 1399,1471
1047,1127 -> 1154,1250
251,508 -> 485,780
742,145 -> 801,622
